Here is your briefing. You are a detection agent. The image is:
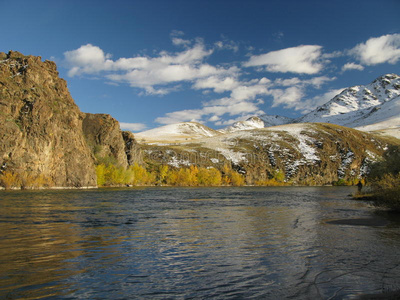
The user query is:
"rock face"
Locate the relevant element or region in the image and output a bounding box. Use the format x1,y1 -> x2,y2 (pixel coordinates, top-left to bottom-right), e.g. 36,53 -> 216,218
82,113 -> 129,168
0,51 -> 97,187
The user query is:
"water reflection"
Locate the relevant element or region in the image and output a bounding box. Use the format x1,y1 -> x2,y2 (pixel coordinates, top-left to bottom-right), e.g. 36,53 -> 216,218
0,187 -> 399,299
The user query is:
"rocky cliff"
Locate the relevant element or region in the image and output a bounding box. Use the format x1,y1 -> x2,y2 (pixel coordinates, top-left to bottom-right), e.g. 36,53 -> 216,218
0,51 -> 99,188
0,50 -> 142,189
82,113 -> 129,168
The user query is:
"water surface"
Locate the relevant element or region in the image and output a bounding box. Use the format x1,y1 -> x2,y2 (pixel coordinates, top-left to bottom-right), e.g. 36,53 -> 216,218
1,187 -> 400,299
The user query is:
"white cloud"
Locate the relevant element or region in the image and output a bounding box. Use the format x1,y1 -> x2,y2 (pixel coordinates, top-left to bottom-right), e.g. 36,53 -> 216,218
193,76 -> 240,93
350,34 -> 400,65
119,122 -> 147,132
155,109 -> 203,125
341,62 -> 365,72
214,39 -> 239,52
64,44 -> 114,76
65,42 -> 239,95
244,45 -> 324,74
274,76 -> 335,89
270,86 -> 305,109
172,37 -> 192,47
63,34 -> 350,128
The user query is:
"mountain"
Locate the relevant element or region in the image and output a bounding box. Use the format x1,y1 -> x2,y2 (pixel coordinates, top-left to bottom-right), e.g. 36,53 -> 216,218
221,74 -> 400,138
135,73 -> 400,185
135,122 -> 220,143
219,117 -> 265,133
259,114 -> 294,127
139,123 -> 392,185
295,74 -> 400,131
221,115 -> 293,133
353,95 -> 400,138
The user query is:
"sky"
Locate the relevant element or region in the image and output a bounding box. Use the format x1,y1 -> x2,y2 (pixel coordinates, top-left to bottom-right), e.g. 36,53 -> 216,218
1,0 -> 399,132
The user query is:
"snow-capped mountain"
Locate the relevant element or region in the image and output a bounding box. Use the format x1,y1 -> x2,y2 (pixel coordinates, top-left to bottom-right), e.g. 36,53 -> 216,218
296,74 -> 400,128
137,74 -> 400,142
259,114 -> 294,127
219,116 -> 265,133
135,122 -> 219,143
220,115 -> 294,133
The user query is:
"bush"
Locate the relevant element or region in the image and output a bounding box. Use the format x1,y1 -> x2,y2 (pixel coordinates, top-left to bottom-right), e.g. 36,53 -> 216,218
367,145 -> 400,211
0,171 -> 53,189
0,171 -> 21,189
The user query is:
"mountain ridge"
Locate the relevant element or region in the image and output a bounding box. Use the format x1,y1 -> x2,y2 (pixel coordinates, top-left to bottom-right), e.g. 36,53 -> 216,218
136,74 -> 400,139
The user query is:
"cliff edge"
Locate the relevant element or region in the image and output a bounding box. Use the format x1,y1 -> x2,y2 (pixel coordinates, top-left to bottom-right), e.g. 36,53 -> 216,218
0,51 -> 97,188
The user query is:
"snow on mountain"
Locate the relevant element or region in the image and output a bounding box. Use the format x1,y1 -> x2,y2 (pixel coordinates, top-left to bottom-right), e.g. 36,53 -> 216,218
135,122 -> 219,143
219,116 -> 265,133
354,95 -> 400,138
296,74 -> 400,128
136,74 -> 400,143
220,115 -> 293,133
259,114 -> 294,127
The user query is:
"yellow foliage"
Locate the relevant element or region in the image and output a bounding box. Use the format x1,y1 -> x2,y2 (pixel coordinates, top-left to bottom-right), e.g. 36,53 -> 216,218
221,163 -> 244,186
0,171 -> 21,189
94,161 -> 248,188
0,171 -> 53,189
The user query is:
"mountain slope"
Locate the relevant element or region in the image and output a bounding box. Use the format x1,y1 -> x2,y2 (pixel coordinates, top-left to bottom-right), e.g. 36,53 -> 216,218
140,123 -> 394,185
135,122 -> 220,143
296,74 -> 400,128
220,115 -> 294,133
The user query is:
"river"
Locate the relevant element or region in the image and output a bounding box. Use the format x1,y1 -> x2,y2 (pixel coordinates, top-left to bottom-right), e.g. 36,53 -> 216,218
1,187 -> 400,299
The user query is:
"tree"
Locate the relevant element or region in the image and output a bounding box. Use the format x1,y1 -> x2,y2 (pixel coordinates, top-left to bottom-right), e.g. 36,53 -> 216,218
367,145 -> 400,211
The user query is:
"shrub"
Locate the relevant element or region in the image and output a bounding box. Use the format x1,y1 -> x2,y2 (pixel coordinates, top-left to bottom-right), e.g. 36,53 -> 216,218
0,171 -> 21,189
366,145 -> 400,211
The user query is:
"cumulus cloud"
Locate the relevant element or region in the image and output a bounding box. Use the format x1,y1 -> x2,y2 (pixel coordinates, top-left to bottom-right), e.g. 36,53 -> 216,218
244,45 -> 324,74
156,77 -> 270,125
341,62 -> 365,72
192,76 -> 240,93
64,42 -> 239,95
64,44 -> 114,76
157,71 -> 337,125
155,109 -> 203,125
270,86 -> 305,109
119,122 -> 147,132
63,34 -> 354,128
350,34 -> 400,65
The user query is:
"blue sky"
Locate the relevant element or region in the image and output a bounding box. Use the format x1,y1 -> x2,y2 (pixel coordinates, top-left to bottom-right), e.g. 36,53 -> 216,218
1,0 -> 399,131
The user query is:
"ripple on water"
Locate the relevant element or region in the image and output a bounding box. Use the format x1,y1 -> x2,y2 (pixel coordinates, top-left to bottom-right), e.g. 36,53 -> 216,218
1,187 -> 400,299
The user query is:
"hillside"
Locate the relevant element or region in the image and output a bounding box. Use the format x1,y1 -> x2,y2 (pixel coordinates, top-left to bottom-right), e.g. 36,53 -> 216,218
139,123 -> 395,185
135,122 -> 220,143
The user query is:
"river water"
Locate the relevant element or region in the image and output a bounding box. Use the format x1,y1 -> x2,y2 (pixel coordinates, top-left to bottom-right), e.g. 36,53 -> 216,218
0,187 -> 400,299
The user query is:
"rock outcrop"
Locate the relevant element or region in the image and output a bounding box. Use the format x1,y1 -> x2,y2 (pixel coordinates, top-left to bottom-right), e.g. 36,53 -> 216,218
82,113 -> 129,168
0,51 -> 97,187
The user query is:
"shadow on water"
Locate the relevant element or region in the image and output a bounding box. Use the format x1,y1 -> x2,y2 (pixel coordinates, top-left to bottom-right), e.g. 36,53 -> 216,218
1,186 -> 400,299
